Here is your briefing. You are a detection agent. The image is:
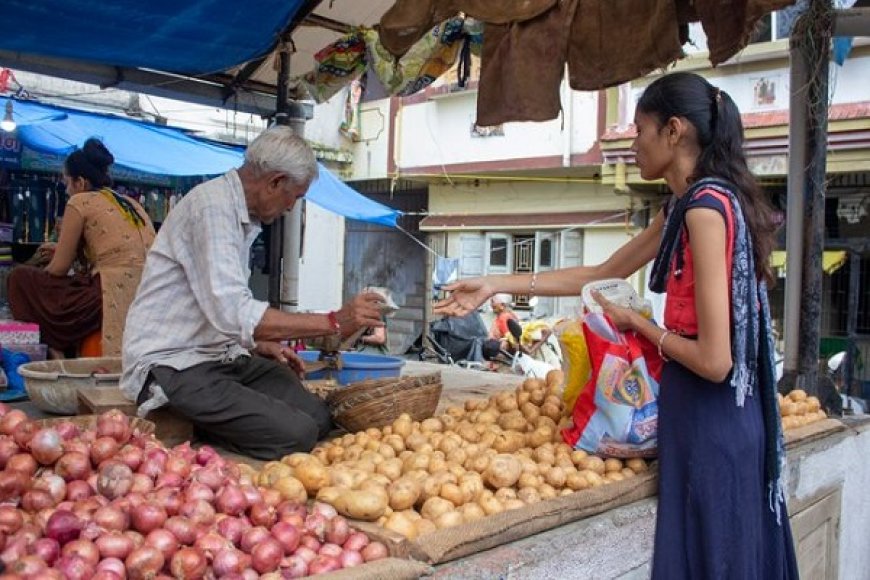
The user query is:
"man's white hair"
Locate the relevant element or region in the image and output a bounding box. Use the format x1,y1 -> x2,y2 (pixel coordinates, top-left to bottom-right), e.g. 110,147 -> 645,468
245,126 -> 318,188
491,293 -> 513,306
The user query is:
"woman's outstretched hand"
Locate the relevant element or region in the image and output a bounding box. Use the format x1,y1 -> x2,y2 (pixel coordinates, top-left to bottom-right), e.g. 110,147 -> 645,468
433,277 -> 494,316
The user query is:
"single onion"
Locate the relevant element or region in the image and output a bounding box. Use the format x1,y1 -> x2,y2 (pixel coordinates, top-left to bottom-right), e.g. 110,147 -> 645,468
249,538 -> 283,574
339,548 -> 365,568
130,473 -> 154,494
10,554 -> 48,576
54,421 -> 81,441
282,555 -> 309,578
300,535 -> 322,553
311,502 -> 338,520
1,536 -> 28,565
45,509 -> 83,545
240,526 -> 271,554
96,532 -> 135,560
171,442 -> 197,463
361,541 -> 389,562
0,436 -> 20,468
12,419 -> 38,448
63,438 -> 91,456
194,532 -> 231,560
90,437 -> 121,465
81,520 -> 105,541
153,487 -> 183,516
164,516 -> 197,545
55,452 -> 92,481
191,464 -> 224,490
212,548 -> 251,576
216,516 -> 250,547
325,515 -> 350,546
239,485 -> 262,506
293,545 -> 318,564
6,452 -> 37,476
54,554 -> 95,580
95,557 -> 127,577
0,468 -> 28,502
93,505 -> 129,532
29,427 -> 64,465
304,513 -> 327,542
33,473 -> 67,503
97,410 -> 132,444
248,502 -> 276,528
124,529 -> 145,549
62,538 -> 100,567
130,503 -> 167,534
97,462 -> 134,500
195,445 -> 218,466
29,537 -> 61,565
125,545 -> 164,580
0,409 -> 27,435
343,531 -> 370,552
276,501 -> 307,521
34,507 -> 57,532
154,472 -> 184,490
66,479 -> 94,501
270,521 -> 300,554
215,485 -> 248,516
184,482 -> 214,503
319,543 -> 343,558
0,505 -> 24,534
307,555 -> 342,575
146,528 -> 179,561
170,547 -> 208,579
116,445 -> 143,470
164,455 -> 191,478
260,488 -> 282,508
179,499 -> 215,526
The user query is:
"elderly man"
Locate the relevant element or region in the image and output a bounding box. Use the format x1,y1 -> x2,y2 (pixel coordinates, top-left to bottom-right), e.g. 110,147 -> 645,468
121,126 -> 384,459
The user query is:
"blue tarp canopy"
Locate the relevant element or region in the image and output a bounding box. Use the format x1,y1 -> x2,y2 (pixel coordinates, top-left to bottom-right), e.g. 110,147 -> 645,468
0,0 -> 306,75
2,97 -> 400,227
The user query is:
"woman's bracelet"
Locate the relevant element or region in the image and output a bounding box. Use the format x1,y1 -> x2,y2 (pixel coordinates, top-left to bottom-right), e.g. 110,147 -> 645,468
657,329 -> 671,362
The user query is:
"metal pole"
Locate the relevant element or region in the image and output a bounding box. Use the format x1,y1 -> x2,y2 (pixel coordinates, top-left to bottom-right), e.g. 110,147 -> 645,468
280,102 -> 310,314
780,34 -> 809,389
845,250 -> 860,397
267,48 -> 292,308
832,7 -> 870,36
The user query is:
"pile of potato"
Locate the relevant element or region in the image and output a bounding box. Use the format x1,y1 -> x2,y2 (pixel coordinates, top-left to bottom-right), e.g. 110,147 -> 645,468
779,389 -> 827,430
253,370 -> 650,540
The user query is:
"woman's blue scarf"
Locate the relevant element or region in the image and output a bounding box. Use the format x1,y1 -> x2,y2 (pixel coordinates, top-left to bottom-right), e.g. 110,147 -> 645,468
649,177 -> 786,522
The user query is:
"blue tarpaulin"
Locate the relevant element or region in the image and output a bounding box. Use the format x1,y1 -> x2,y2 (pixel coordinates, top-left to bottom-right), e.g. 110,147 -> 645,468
1,97 -> 400,227
0,0 -> 305,74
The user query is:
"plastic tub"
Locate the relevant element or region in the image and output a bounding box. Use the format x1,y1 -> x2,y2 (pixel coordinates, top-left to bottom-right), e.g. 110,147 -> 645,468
299,350 -> 405,385
19,357 -> 121,415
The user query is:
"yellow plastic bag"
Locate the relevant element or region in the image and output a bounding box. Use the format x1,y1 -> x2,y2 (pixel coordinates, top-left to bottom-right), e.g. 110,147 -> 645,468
555,319 -> 591,410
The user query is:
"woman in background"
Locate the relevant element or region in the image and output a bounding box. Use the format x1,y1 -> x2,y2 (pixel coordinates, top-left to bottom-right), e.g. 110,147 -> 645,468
9,138 -> 155,357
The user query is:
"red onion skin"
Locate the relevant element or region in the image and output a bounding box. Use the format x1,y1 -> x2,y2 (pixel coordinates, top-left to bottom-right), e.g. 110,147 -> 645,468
195,445 -> 218,466
311,501 -> 338,520
90,436 -> 121,465
96,532 -> 135,560
45,509 -> 83,545
97,461 -> 133,499
250,538 -> 283,574
308,555 -> 342,575
319,542 -> 343,558
54,554 -> 96,580
10,554 -> 48,576
0,436 -> 20,468
93,570 -> 124,580
95,556 -> 127,578
145,528 -> 179,561
130,473 -> 155,494
215,485 -> 248,517
153,487 -> 183,516
6,452 -> 37,476
117,445 -> 143,471
125,544 -> 165,580
29,537 -> 61,565
66,479 -> 94,502
361,541 -> 389,562
292,545 -> 317,564
240,526 -> 271,554
216,516 -> 250,547
339,548 -> 365,568
184,482 -> 214,503
300,535 -> 322,553
325,515 -> 350,545
164,455 -> 192,478
0,535 -> 28,565
62,538 -> 100,567
124,530 -> 145,549
21,489 -> 56,513
0,409 -> 27,435
33,473 -> 67,503
343,531 -> 370,552
212,548 -> 251,576
93,505 -> 130,532
54,421 -> 80,440
64,438 -> 91,457
270,521 -> 301,554
29,427 -> 64,465
97,410 -> 133,444
282,555 -> 310,578
163,516 -> 197,545
0,402 -> 11,416
193,532 -> 231,560
55,451 -> 92,481
179,499 -> 215,526
0,505 -> 24,534
239,485 -> 262,506
170,547 -> 208,579
130,503 -> 167,534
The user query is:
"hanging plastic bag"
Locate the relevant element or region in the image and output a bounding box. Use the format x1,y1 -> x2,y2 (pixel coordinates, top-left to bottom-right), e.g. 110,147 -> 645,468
555,319 -> 591,410
561,312 -> 663,458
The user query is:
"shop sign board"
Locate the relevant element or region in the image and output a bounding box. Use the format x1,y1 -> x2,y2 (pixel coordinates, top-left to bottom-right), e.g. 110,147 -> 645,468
0,134 -> 22,168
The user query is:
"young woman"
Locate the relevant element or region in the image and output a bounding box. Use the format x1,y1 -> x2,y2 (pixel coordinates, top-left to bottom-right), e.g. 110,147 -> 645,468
9,139 -> 156,357
435,72 -> 798,578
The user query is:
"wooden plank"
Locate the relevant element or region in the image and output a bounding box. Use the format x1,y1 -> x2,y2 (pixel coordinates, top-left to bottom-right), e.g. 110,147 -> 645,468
784,418 -> 847,449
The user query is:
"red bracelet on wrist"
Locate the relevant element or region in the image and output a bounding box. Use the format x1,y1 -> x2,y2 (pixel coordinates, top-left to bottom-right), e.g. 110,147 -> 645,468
326,311 -> 341,334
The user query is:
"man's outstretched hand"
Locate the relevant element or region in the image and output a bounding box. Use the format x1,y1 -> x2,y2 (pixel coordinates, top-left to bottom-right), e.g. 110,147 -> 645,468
433,277 -> 493,317
333,292 -> 385,338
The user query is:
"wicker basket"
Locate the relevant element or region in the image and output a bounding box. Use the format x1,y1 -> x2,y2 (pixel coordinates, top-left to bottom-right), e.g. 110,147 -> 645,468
326,372 -> 442,432
36,414 -> 156,436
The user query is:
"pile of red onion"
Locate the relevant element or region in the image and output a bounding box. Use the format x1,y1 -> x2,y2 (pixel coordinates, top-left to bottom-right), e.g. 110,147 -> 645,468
0,404 -> 388,577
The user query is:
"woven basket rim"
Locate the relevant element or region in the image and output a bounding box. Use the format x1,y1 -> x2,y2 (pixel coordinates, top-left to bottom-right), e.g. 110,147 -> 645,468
36,414 -> 156,435
326,371 -> 441,406
330,380 -> 443,432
